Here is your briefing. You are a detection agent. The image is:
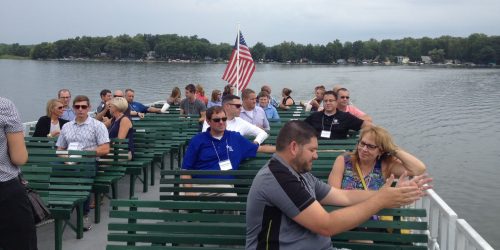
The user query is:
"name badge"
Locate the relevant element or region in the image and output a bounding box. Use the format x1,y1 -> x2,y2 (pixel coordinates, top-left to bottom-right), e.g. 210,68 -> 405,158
219,160 -> 232,171
320,130 -> 331,138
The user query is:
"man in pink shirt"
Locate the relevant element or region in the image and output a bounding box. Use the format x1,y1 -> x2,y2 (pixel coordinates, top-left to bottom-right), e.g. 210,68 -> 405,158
336,88 -> 372,122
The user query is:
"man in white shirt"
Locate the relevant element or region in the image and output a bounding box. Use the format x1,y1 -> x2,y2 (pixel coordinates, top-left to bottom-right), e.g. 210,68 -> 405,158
240,89 -> 270,131
202,94 -> 268,145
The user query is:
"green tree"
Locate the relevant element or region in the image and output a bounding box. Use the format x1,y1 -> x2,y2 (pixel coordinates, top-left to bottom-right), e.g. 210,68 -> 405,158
428,48 -> 445,63
251,42 -> 267,61
31,42 -> 55,59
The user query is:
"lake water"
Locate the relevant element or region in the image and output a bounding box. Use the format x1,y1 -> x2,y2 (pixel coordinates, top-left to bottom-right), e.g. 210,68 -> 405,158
1,59 -> 499,248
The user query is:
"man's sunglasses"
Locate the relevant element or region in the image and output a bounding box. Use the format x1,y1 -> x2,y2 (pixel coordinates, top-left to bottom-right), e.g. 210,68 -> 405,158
228,103 -> 242,108
73,105 -> 89,110
211,117 -> 228,123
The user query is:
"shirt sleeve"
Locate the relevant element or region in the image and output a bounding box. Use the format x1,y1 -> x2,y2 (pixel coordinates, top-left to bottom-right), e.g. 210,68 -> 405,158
240,119 -> 269,144
182,136 -> 200,170
56,123 -> 68,148
237,134 -> 259,160
96,121 -> 110,145
313,176 -> 332,201
262,109 -> 270,131
201,120 -> 209,132
1,99 -> 24,133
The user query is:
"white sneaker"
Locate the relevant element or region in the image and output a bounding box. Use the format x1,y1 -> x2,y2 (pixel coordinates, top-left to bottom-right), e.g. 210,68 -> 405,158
83,215 -> 92,231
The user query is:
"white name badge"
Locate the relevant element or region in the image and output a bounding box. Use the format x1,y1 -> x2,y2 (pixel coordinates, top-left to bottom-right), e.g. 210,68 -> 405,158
320,130 -> 331,138
219,160 -> 233,171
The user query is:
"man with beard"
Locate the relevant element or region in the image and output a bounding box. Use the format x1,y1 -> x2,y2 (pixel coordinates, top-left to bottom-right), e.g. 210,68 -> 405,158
245,121 -> 431,250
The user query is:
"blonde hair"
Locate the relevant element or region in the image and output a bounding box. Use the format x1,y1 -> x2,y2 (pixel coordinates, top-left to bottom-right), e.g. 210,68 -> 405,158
110,97 -> 129,113
350,126 -> 398,177
46,99 -> 63,117
195,84 -> 205,96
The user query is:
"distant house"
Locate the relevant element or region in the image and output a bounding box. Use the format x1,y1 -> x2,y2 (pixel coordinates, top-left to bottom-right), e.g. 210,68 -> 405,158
336,59 -> 346,65
421,56 -> 432,64
396,56 -> 410,64
347,57 -> 356,64
146,51 -> 156,60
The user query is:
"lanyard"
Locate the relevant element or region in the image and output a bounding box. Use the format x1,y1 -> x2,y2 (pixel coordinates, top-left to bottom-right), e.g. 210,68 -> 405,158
211,139 -> 230,162
355,162 -> 374,190
321,113 -> 336,131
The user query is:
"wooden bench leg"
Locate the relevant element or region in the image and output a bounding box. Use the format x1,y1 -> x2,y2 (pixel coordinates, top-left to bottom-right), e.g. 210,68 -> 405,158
54,219 -> 64,250
76,204 -> 84,239
129,174 -> 136,198
94,192 -> 101,224
143,166 -> 149,192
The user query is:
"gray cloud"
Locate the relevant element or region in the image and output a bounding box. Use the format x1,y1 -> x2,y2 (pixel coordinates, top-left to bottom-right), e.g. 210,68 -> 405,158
1,0 -> 499,45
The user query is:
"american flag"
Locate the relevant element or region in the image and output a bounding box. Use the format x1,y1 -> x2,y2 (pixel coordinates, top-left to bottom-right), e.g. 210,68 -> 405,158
222,31 -> 256,92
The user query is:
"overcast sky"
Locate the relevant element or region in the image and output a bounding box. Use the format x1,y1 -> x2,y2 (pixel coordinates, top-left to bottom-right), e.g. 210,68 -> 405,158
1,0 -> 499,46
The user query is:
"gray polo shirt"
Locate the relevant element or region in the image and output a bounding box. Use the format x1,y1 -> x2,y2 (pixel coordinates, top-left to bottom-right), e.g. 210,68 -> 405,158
0,97 -> 24,181
180,98 -> 206,116
246,154 -> 333,250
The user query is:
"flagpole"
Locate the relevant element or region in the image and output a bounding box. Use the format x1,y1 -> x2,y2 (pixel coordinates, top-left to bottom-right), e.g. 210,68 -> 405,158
236,24 -> 240,97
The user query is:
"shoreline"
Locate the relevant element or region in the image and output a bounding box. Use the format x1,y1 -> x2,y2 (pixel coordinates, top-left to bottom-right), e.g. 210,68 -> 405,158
1,57 -> 498,68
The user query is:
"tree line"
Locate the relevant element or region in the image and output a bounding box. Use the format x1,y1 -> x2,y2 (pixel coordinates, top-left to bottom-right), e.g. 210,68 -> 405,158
1,33 -> 499,64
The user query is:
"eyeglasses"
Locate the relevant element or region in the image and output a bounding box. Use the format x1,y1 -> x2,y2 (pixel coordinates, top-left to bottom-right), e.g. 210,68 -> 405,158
211,117 -> 228,123
73,105 -> 89,110
340,96 -> 350,99
358,141 -> 378,150
56,106 -> 64,110
114,95 -> 123,97
60,96 -> 71,99
228,103 -> 242,108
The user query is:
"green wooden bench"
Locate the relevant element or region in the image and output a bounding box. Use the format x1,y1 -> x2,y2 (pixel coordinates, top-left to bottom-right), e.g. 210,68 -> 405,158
22,149 -> 97,250
106,200 -> 429,250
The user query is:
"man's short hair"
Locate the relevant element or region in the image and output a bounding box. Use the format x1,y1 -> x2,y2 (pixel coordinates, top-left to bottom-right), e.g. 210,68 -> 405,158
125,88 -> 134,94
323,90 -> 338,99
206,106 -> 225,120
242,89 -> 255,99
276,121 -> 316,151
257,91 -> 270,99
73,95 -> 90,106
222,94 -> 240,105
185,84 -> 196,93
261,85 -> 271,94
336,87 -> 349,94
100,89 -> 111,97
58,89 -> 71,98
110,97 -> 129,113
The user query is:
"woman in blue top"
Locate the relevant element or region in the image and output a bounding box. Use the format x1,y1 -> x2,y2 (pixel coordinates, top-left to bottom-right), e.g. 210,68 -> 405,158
207,89 -> 222,108
104,97 -> 134,160
328,126 -> 426,191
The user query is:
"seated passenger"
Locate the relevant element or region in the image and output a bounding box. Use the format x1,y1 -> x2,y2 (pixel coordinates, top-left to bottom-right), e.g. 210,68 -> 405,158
303,85 -> 325,112
33,99 -> 69,137
103,97 -> 134,160
328,126 -> 426,190
202,94 -> 268,145
257,91 -> 280,121
180,84 -> 207,123
181,106 -> 275,185
95,89 -> 113,121
58,89 -> 76,121
261,85 -> 279,108
304,90 -> 371,139
336,87 -> 372,122
279,87 -> 295,110
166,87 -> 182,106
222,84 -> 235,98
195,84 -> 209,106
207,89 -> 222,108
240,89 -> 270,131
125,88 -> 162,118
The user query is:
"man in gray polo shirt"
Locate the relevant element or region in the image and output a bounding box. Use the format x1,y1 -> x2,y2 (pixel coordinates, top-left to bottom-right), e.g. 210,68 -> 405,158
246,121 -> 430,249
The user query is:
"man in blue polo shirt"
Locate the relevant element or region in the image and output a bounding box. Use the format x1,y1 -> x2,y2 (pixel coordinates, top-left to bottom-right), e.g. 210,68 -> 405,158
181,106 -> 275,185
125,88 -> 162,118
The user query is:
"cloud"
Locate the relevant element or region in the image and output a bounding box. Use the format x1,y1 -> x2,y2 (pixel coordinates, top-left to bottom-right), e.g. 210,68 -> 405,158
1,0 -> 499,45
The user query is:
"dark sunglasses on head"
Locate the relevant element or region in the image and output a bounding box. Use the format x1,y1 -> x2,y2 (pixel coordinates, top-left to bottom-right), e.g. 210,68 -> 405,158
211,117 -> 228,123
340,96 -> 350,99
114,95 -> 123,97
73,105 -> 89,110
229,103 -> 242,108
